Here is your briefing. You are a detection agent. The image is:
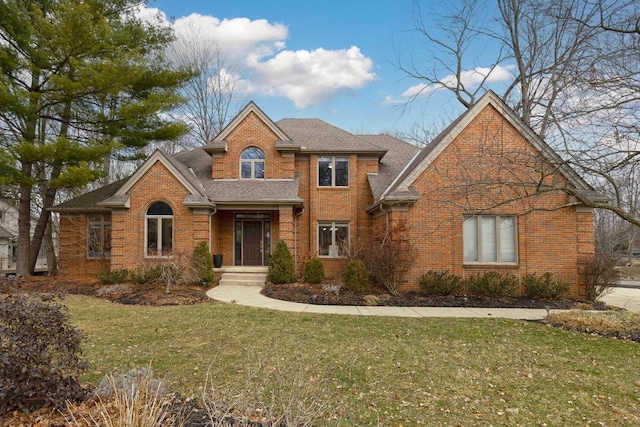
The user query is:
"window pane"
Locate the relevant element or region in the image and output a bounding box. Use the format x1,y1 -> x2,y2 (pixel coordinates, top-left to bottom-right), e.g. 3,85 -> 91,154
254,161 -> 265,178
500,217 -> 517,262
480,216 -> 497,262
334,223 -> 349,256
161,218 -> 173,255
241,147 -> 264,159
335,157 -> 349,186
463,217 -> 478,262
147,218 -> 158,256
88,226 -> 101,258
104,225 -> 112,258
241,161 -> 252,179
318,156 -> 332,186
148,202 -> 172,215
318,223 -> 332,255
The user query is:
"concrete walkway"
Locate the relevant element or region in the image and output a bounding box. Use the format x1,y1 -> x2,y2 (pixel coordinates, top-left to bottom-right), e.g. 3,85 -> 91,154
206,284 -> 640,320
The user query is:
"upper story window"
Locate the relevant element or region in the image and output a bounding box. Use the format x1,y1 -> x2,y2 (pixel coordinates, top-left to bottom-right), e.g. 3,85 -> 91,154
146,201 -> 173,257
463,215 -> 517,264
87,214 -> 111,259
240,147 -> 265,179
318,156 -> 349,187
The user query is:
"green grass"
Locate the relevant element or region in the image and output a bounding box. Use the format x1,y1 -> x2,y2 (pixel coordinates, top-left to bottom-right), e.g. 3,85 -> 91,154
66,295 -> 640,426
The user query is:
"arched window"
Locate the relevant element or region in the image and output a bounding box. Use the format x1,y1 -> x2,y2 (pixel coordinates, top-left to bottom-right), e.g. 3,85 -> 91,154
240,147 -> 265,179
146,201 -> 173,256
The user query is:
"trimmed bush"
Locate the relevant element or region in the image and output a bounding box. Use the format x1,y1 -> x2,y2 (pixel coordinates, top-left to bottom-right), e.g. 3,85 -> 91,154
419,270 -> 464,296
191,241 -> 214,285
96,268 -> 129,285
268,240 -> 297,284
465,271 -> 518,298
129,265 -> 163,285
303,259 -> 325,284
523,272 -> 570,300
0,292 -> 88,415
343,259 -> 369,292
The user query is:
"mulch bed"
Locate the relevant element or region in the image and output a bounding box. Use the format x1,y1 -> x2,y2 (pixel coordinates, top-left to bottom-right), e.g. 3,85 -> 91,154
262,281 -> 600,310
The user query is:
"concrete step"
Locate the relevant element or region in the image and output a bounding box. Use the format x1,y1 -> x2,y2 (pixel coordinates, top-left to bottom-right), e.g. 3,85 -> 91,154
219,272 -> 267,287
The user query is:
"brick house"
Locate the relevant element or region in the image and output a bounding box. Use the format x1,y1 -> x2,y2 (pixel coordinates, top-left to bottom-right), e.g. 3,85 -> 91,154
52,91 -> 598,296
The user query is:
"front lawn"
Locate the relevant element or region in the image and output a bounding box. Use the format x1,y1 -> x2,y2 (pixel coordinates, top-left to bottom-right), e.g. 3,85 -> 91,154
67,295 -> 640,426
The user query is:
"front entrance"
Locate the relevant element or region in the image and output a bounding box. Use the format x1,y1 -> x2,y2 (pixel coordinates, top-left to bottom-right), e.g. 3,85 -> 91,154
234,213 -> 272,266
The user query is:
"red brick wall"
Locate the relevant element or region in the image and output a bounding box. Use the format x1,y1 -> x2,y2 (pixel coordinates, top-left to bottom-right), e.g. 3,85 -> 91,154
390,105 -> 594,294
111,161 -> 210,270
294,154 -> 379,280
212,112 -> 295,180
58,213 -> 110,276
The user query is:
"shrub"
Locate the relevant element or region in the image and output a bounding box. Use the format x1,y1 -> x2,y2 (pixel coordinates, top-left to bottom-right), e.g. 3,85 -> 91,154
191,241 -> 214,286
96,268 -> 129,285
419,270 -> 464,296
129,265 -> 163,285
523,272 -> 571,300
343,259 -> 369,292
303,258 -> 325,284
0,292 -> 88,415
346,220 -> 416,296
465,271 -> 518,298
268,240 -> 297,284
578,253 -> 620,301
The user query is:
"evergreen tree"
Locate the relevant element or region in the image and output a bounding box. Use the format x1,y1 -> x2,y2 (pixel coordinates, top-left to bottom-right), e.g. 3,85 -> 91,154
0,0 -> 193,275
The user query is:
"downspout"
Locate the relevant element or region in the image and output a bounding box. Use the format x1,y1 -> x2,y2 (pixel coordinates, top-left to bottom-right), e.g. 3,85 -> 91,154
378,199 -> 390,231
294,207 -> 305,273
208,207 -> 217,256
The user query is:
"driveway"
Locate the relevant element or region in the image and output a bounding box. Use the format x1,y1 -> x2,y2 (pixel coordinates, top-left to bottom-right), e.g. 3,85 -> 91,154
602,282 -> 640,312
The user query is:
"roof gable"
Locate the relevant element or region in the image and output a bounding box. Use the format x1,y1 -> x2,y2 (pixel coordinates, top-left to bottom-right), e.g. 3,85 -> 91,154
383,91 -> 592,200
98,150 -> 210,208
213,101 -> 291,143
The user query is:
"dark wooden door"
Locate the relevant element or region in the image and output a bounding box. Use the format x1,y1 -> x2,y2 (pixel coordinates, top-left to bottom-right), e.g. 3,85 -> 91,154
243,221 -> 263,266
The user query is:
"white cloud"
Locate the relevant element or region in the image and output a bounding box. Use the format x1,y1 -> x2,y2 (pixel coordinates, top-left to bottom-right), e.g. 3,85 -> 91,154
248,47 -> 376,108
137,6 -> 376,109
398,65 -> 515,100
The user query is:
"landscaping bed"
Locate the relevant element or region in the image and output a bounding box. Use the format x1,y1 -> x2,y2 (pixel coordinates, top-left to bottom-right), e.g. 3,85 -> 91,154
262,281 -> 601,310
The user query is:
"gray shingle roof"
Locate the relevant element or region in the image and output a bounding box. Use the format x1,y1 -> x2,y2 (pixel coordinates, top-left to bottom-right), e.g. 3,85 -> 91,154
276,118 -> 386,155
51,179 -> 127,211
359,134 -> 420,201
203,179 -> 302,204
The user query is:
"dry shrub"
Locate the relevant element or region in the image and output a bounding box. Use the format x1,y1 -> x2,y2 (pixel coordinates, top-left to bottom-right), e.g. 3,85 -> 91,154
0,292 -> 88,415
578,253 -> 620,301
345,220 -> 416,296
67,365 -> 186,427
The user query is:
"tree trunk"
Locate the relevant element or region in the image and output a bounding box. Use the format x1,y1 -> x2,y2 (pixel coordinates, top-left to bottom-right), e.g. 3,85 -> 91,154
16,165 -> 32,277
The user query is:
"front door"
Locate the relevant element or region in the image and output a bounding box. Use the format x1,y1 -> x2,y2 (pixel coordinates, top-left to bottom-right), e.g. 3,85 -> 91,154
243,221 -> 263,266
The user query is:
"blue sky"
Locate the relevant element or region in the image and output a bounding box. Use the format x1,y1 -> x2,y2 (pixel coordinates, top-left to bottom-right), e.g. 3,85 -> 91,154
144,0 -> 511,137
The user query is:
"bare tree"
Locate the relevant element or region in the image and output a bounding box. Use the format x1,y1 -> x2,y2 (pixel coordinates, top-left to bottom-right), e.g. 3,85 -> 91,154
168,19 -> 244,146
400,0 -> 640,229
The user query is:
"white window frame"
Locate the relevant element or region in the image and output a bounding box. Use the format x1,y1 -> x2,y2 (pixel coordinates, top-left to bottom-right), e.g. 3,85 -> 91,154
463,215 -> 517,264
318,156 -> 349,187
318,221 -> 349,257
87,214 -> 111,259
145,202 -> 173,257
240,147 -> 265,179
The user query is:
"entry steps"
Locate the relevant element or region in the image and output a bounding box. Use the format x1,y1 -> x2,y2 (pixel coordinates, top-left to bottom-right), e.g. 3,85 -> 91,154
217,266 -> 268,287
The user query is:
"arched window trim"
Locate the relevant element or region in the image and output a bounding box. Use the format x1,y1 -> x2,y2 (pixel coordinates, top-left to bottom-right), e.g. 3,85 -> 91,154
145,201 -> 173,257
240,147 -> 266,179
